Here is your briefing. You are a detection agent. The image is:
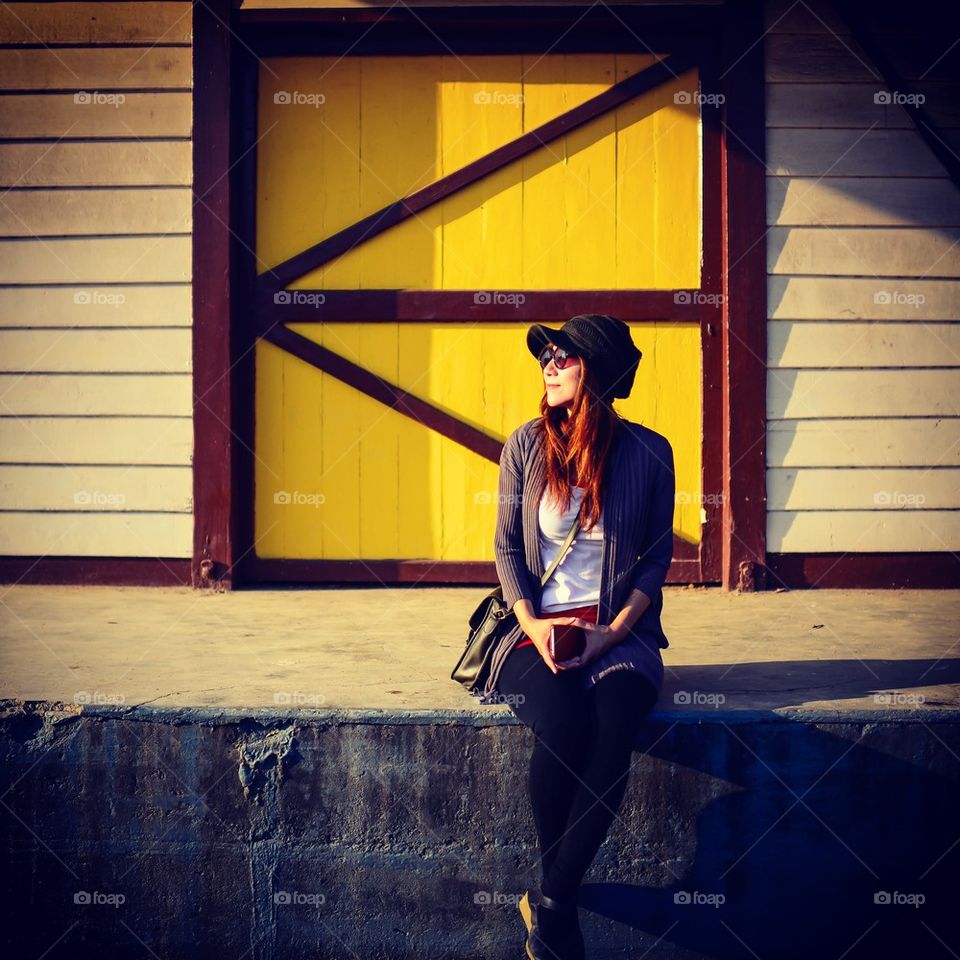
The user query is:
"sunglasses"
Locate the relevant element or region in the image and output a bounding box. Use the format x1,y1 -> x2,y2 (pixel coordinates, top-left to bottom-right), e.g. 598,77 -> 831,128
537,345 -> 580,370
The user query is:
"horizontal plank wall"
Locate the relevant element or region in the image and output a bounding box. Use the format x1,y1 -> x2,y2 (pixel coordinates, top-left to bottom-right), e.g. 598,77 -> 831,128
763,0 -> 960,586
0,1 -> 193,583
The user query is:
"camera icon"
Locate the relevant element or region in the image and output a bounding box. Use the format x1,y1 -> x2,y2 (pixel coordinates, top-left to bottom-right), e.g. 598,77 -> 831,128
274,91 -> 292,105
673,91 -> 692,104
473,291 -> 491,305
274,491 -> 292,504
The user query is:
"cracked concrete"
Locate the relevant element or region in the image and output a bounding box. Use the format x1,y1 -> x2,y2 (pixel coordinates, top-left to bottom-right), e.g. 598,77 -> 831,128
1,585 -> 959,958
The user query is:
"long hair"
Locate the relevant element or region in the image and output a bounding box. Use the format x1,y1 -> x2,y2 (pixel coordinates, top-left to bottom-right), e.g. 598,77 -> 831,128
531,355 -> 623,533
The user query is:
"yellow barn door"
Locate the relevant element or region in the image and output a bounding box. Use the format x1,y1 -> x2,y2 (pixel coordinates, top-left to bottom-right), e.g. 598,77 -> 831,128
248,51 -> 717,583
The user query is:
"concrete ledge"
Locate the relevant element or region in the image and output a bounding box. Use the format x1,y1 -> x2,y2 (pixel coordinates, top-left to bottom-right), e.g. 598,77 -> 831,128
3,697 -> 959,959
2,586 -> 959,957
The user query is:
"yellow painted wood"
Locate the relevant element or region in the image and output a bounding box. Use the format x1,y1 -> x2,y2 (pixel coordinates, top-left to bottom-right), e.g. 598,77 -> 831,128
0,285 -> 191,327
0,47 -> 192,89
0,92 -> 192,139
614,322 -> 701,543
0,416 -> 193,465
254,321 -> 701,558
255,53 -> 702,562
0,3 -> 192,44
257,54 -> 701,290
0,142 -> 191,186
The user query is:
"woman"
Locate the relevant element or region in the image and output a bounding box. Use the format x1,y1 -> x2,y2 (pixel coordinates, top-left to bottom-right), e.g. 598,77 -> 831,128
486,314 -> 675,960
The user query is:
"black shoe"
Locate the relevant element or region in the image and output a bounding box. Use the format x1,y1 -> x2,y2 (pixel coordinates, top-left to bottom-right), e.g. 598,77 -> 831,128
518,889 -> 585,960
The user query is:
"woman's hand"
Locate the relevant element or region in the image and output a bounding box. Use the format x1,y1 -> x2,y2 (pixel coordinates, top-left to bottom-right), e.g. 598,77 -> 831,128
554,619 -> 622,671
520,616 -> 623,674
520,617 -> 566,675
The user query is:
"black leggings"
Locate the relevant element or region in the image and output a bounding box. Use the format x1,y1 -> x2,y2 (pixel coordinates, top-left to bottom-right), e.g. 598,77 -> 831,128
497,641 -> 658,902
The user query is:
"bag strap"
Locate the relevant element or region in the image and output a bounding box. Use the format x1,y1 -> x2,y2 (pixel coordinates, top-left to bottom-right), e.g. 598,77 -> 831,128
538,510 -> 581,587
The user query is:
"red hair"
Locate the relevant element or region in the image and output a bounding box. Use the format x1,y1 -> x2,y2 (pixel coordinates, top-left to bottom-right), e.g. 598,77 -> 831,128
531,355 -> 622,532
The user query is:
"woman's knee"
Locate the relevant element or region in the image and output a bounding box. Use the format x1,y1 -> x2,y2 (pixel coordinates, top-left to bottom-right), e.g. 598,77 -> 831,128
507,668 -> 591,744
528,694 -> 592,753
589,670 -> 658,740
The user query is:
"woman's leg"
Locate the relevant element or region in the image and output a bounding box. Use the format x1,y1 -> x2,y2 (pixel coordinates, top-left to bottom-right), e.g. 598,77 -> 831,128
541,669 -> 659,902
496,642 -> 595,882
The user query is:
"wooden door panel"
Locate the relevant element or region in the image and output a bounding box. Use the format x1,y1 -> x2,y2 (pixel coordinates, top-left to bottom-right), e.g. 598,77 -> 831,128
257,54 -> 701,290
254,321 -> 701,559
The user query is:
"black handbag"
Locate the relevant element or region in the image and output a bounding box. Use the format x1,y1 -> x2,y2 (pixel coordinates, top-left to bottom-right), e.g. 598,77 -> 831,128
451,512 -> 582,697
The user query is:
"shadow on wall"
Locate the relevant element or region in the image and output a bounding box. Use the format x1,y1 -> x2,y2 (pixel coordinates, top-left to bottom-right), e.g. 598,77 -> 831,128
579,657 -> 960,959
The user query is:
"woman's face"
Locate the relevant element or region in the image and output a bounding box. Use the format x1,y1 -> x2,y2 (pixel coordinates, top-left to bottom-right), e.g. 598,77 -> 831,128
542,342 -> 582,411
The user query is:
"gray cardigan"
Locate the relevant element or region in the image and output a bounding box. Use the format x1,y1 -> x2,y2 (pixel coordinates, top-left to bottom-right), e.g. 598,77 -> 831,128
478,414 -> 675,705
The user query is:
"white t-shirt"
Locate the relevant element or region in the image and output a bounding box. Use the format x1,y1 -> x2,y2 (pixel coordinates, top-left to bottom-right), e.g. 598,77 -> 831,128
538,485 -> 603,613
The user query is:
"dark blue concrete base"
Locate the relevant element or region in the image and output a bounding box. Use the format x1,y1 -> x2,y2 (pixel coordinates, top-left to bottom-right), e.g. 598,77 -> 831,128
2,701 -> 958,959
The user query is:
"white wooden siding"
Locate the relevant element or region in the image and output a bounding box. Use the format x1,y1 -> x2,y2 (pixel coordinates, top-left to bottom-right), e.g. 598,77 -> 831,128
764,0 -> 960,554
0,1 -> 193,559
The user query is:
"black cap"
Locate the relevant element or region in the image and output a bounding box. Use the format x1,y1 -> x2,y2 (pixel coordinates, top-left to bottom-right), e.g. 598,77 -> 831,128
527,314 -> 642,403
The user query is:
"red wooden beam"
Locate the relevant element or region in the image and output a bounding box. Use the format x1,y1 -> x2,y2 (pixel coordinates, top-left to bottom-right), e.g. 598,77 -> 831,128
260,323 -> 504,463
192,0 -> 238,590
719,0 -> 767,591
